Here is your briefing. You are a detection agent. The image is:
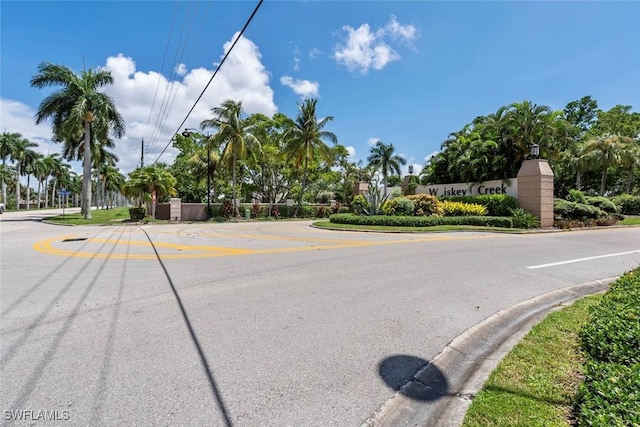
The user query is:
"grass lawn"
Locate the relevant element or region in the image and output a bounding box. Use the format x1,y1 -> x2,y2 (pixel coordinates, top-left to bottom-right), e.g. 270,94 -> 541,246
312,220 -> 519,233
45,207 -> 132,225
461,294 -> 603,427
619,215 -> 640,225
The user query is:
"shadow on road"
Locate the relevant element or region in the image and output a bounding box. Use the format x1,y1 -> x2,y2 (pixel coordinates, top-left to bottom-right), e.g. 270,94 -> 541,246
140,226 -> 234,427
379,355 -> 449,401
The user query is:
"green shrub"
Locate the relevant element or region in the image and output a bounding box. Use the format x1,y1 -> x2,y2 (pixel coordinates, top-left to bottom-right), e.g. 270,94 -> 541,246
554,198 -> 606,220
576,268 -> 640,426
440,200 -> 487,217
580,270 -> 640,365
407,194 -> 444,216
584,196 -> 619,214
611,194 -> 640,215
443,194 -> 517,216
381,197 -> 414,216
567,189 -> 587,203
329,213 -> 513,228
509,207 -> 540,229
577,361 -> 640,427
128,207 -> 146,221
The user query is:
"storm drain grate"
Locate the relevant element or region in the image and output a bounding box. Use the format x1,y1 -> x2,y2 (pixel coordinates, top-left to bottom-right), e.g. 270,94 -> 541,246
61,238 -> 88,242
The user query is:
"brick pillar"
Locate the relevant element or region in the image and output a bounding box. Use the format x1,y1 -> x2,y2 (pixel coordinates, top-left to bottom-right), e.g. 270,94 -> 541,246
516,159 -> 554,228
353,181 -> 368,196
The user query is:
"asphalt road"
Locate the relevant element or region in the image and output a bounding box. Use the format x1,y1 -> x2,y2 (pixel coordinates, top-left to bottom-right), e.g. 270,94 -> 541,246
1,209 -> 639,426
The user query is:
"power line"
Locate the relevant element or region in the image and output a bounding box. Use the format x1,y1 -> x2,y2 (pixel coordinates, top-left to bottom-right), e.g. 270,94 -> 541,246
153,0 -> 264,164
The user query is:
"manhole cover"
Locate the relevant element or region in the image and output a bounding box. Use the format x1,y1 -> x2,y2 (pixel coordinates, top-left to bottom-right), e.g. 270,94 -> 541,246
61,238 -> 88,242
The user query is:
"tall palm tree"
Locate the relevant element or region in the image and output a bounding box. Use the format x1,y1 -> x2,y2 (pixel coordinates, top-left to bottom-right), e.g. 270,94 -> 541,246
0,132 -> 21,205
585,135 -> 628,195
47,155 -> 71,207
367,140 -> 407,197
617,138 -> 639,194
23,151 -> 42,210
34,154 -> 52,209
283,98 -> 337,216
10,138 -> 38,210
31,62 -> 125,219
201,100 -> 260,217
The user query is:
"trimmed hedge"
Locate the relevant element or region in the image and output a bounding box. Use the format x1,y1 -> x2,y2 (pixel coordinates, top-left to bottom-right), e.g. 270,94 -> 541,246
611,194 -> 640,215
577,268 -> 640,426
554,198 -> 606,220
584,196 -> 618,214
329,213 -> 513,228
442,194 -> 517,216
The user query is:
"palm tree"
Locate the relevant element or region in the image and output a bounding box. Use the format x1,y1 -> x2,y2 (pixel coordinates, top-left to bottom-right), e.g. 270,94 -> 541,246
0,132 -> 21,205
23,151 -> 42,210
31,62 -> 125,219
283,98 -> 337,216
201,100 -> 260,217
367,140 -> 407,197
584,135 -> 629,195
47,155 -> 71,207
617,139 -> 640,194
122,164 -> 177,218
33,154 -> 52,209
10,138 -> 38,210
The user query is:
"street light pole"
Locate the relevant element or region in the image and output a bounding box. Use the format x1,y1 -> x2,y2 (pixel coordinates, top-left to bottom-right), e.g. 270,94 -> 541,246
182,129 -> 211,220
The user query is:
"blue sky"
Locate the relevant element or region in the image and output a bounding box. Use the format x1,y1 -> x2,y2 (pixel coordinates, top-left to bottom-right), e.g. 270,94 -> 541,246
1,1 -> 639,175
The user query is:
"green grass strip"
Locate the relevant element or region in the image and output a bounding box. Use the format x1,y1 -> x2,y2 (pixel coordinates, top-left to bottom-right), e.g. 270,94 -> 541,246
45,207 -> 132,225
462,294 -> 602,427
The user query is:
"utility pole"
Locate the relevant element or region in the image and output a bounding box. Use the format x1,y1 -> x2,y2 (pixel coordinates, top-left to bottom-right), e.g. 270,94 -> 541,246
141,138 -> 144,168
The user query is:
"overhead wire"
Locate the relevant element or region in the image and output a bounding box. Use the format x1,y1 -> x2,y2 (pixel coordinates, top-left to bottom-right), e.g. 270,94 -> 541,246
147,1 -> 211,158
153,0 -> 264,164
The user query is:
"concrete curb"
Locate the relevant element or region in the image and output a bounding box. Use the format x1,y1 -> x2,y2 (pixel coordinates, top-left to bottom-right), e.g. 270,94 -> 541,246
361,277 -> 617,427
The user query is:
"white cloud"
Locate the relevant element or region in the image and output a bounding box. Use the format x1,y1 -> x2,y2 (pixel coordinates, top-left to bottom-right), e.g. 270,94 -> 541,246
175,63 -> 187,76
345,146 -> 356,158
309,48 -> 322,60
366,137 -> 380,147
293,57 -> 301,72
280,75 -> 319,98
425,150 -> 440,163
4,34 -> 277,176
333,15 -> 418,74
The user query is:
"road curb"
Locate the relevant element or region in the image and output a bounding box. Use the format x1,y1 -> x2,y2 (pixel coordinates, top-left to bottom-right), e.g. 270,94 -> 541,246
361,277 -> 617,427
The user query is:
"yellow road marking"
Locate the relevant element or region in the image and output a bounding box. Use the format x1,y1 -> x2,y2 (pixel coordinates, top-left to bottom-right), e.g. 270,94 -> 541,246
33,233 -> 499,260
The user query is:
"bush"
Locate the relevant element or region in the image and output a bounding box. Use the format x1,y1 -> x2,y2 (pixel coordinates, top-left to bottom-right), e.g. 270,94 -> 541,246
554,198 -> 606,220
576,268 -> 640,426
509,207 -> 540,229
611,194 -> 640,215
440,200 -> 487,217
128,207 -> 146,221
407,194 -> 444,216
442,194 -> 517,216
221,199 -> 234,219
329,213 -> 513,228
584,196 -> 619,214
567,189 -> 587,203
381,197 -> 414,216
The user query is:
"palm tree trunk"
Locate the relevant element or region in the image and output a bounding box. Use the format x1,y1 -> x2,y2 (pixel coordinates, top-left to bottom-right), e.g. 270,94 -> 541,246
600,167 -> 607,196
26,174 -> 31,210
576,171 -> 582,190
44,177 -> 49,208
15,164 -> 21,210
232,153 -> 238,217
626,168 -> 634,194
295,157 -> 308,218
383,171 -> 388,198
1,157 -> 6,205
82,121 -> 92,219
37,180 -> 42,209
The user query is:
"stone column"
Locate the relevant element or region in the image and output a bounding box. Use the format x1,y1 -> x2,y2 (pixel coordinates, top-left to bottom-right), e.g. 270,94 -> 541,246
353,181 -> 368,196
169,198 -> 181,222
516,159 -> 554,228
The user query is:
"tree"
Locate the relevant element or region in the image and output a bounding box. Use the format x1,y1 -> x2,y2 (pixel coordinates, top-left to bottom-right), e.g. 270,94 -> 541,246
584,135 -> 629,195
122,164 -> 176,218
283,98 -> 337,216
31,62 -> 125,219
367,140 -> 406,197
0,132 -> 21,205
201,100 -> 260,217
9,137 -> 38,210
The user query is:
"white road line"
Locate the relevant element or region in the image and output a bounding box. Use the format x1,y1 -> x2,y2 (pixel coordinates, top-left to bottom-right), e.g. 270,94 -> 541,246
527,249 -> 640,269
